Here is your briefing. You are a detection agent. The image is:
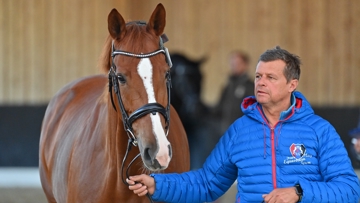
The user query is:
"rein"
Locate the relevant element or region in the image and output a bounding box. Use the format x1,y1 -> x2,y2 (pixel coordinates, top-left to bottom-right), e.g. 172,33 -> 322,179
108,23 -> 172,202
120,138 -> 153,202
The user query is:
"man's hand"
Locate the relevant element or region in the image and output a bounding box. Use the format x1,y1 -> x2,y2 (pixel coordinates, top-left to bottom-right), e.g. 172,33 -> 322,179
262,187 -> 299,203
126,174 -> 156,196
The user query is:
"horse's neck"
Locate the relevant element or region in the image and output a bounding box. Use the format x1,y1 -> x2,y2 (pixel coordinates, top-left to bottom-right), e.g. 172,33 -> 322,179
104,103 -> 125,161
103,99 -> 143,178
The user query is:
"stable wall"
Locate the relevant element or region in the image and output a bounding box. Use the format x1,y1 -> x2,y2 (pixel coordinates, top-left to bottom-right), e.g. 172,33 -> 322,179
1,0 -> 360,106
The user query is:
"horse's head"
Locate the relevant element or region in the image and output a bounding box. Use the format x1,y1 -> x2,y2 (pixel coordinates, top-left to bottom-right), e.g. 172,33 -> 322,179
170,53 -> 206,120
105,4 -> 172,171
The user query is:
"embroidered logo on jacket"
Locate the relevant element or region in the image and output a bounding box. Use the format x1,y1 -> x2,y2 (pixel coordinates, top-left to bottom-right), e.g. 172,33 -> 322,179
290,143 -> 305,159
284,143 -> 312,165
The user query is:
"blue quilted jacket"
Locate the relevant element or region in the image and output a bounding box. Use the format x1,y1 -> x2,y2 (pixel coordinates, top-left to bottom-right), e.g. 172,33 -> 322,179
151,91 -> 360,202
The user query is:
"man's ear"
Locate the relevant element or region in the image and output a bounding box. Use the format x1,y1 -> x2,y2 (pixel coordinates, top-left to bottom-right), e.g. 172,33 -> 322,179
289,79 -> 299,92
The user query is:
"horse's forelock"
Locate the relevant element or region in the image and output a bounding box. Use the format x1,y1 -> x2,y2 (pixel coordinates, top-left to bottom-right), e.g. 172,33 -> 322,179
98,24 -> 160,74
123,24 -> 159,53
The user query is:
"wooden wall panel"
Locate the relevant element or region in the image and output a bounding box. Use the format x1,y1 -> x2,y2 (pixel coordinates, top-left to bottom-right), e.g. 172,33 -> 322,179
1,0 -> 10,103
0,0 -> 359,106
297,1 -> 326,104
350,1 -> 360,104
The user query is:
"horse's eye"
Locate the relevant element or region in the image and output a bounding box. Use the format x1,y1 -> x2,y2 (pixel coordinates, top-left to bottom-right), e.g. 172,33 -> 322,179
117,74 -> 126,84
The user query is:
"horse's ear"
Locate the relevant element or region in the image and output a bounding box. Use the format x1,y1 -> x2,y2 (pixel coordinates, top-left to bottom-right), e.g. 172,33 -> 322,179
108,8 -> 126,40
146,3 -> 166,36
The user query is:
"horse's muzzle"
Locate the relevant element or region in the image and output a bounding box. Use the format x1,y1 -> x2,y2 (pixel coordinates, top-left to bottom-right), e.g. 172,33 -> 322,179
143,144 -> 172,171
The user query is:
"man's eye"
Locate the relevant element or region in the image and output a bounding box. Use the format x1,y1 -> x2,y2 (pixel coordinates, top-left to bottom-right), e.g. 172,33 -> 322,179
117,74 -> 126,84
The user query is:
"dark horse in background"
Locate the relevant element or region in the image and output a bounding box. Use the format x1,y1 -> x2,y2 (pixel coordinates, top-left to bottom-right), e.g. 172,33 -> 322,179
39,4 -> 189,203
170,53 -> 221,169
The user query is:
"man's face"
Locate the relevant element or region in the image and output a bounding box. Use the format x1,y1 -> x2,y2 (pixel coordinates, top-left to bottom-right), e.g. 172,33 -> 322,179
354,137 -> 360,153
254,60 -> 298,109
230,55 -> 247,75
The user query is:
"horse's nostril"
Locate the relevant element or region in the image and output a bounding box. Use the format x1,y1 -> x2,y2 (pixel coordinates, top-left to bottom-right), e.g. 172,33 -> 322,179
144,148 -> 151,161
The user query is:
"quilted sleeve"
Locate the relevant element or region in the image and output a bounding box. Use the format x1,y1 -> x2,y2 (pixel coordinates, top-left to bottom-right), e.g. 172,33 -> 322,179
150,126 -> 238,203
298,117 -> 360,202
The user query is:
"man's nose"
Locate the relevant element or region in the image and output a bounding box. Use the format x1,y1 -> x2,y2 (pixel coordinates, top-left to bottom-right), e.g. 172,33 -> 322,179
256,77 -> 266,86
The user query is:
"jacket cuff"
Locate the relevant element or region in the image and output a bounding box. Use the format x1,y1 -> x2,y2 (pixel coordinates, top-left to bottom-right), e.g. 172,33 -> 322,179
150,174 -> 163,201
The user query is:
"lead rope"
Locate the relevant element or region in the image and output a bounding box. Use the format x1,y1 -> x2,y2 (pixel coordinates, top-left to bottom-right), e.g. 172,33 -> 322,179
121,138 -> 154,203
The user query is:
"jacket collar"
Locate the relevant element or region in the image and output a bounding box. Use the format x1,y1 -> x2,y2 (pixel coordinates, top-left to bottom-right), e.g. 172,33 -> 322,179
279,93 -> 296,120
242,91 -> 310,122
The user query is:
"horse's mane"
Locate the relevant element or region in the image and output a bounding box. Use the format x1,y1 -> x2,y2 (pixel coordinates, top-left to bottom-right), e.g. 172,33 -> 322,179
98,24 -> 157,74
98,35 -> 112,74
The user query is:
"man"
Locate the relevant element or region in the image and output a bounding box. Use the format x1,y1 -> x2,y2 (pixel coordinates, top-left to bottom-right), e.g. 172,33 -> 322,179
127,46 -> 360,203
213,50 -> 254,134
349,118 -> 360,166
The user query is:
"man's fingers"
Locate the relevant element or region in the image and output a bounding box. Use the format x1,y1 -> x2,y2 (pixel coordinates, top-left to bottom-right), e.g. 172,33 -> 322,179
127,175 -> 155,196
126,178 -> 135,185
133,185 -> 148,196
127,176 -> 145,184
127,178 -> 149,196
137,189 -> 149,196
129,183 -> 142,190
129,175 -> 142,181
263,193 -> 274,203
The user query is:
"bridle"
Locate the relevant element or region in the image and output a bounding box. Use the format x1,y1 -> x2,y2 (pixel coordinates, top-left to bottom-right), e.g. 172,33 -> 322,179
108,36 -> 172,145
108,23 -> 172,147
107,21 -> 172,203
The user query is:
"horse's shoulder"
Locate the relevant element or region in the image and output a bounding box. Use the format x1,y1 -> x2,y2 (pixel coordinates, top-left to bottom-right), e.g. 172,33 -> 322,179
43,74 -> 107,127
41,74 -> 108,161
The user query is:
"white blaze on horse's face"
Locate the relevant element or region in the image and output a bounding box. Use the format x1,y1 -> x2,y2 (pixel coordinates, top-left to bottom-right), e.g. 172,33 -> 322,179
137,58 -> 171,168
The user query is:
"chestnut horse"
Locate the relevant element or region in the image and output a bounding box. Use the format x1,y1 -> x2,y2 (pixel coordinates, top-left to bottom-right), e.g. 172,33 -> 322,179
39,4 -> 190,203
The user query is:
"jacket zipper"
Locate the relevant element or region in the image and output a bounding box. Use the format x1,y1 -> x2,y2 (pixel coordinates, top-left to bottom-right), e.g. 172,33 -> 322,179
256,105 -> 294,190
270,127 -> 277,189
